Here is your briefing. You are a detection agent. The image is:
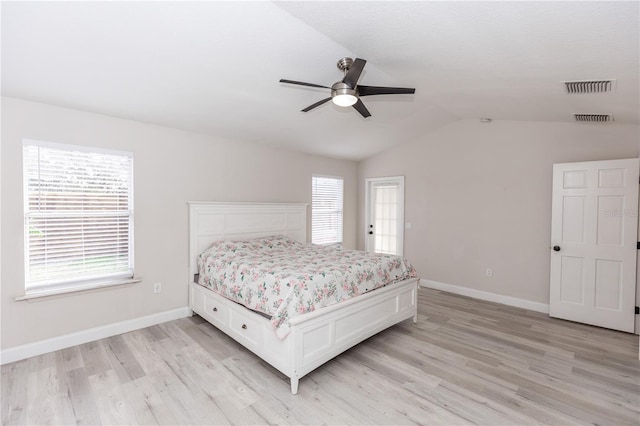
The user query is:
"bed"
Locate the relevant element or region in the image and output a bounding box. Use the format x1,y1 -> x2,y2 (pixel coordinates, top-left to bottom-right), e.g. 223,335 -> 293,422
188,202 -> 419,394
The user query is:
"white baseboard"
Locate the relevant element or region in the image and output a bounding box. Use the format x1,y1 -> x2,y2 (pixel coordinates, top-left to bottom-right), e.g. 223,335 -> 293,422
0,307 -> 191,365
420,279 -> 550,314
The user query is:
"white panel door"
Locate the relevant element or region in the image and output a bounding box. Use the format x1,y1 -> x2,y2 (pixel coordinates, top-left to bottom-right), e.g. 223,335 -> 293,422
550,158 -> 639,332
365,176 -> 405,255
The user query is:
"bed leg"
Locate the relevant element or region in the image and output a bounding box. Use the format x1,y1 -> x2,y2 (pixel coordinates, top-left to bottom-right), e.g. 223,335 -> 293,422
290,377 -> 299,394
413,311 -> 418,324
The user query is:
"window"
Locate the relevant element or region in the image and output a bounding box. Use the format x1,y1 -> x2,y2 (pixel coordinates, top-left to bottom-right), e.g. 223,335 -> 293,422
312,175 -> 343,245
23,140 -> 134,292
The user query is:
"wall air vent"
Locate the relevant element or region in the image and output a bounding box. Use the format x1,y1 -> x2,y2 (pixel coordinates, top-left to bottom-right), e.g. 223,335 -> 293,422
573,114 -> 613,123
563,80 -> 615,94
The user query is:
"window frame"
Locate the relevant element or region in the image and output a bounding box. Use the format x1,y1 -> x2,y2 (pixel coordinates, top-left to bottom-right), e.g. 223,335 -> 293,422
21,139 -> 135,296
311,174 -> 344,246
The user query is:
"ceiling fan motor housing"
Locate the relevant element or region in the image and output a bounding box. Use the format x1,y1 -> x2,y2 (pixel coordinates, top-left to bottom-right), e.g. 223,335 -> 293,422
331,82 -> 357,98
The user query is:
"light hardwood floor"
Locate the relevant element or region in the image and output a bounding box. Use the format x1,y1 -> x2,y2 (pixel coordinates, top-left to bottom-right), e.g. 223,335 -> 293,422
2,288 -> 639,425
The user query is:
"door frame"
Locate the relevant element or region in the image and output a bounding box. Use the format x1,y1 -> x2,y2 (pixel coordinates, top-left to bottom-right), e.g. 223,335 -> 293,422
365,176 -> 405,255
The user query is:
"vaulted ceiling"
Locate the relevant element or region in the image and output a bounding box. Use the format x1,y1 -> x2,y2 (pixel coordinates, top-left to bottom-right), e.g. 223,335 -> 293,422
2,1 -> 638,161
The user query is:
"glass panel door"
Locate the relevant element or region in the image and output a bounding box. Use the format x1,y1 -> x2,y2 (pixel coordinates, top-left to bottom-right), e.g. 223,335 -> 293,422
365,176 -> 404,256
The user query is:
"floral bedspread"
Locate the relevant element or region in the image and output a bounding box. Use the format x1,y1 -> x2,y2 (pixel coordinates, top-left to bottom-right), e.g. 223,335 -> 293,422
197,235 -> 418,339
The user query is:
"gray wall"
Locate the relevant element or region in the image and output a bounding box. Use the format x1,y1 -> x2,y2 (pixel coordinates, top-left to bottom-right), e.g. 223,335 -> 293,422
358,118 -> 640,305
1,97 -> 358,349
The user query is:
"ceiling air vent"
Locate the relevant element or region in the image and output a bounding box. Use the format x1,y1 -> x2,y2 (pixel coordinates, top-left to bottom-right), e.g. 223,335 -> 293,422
563,80 -> 615,94
573,114 -> 613,123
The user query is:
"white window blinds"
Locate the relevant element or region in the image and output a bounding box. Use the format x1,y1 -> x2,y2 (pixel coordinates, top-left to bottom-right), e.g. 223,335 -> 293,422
23,140 -> 134,291
312,175 -> 344,245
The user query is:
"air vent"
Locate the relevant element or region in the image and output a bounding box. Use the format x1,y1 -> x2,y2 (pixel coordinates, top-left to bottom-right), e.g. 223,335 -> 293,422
563,80 -> 615,94
574,114 -> 613,123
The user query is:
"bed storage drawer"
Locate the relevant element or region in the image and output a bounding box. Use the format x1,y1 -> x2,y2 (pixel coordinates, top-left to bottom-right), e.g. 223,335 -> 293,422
203,294 -> 229,327
229,310 -> 264,347
191,284 -> 229,327
191,283 -> 265,350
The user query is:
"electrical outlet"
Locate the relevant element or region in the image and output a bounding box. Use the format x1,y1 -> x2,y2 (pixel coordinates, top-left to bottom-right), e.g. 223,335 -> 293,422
485,268 -> 493,278
153,282 -> 162,293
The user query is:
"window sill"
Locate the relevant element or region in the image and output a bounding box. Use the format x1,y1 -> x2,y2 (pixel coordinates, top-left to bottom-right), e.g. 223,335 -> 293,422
15,277 -> 142,302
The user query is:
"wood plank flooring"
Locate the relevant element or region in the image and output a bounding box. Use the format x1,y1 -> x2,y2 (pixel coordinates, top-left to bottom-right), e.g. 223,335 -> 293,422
2,288 -> 639,425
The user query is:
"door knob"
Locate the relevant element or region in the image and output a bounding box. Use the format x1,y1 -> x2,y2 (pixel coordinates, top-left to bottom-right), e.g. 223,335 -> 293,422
553,246 -> 561,252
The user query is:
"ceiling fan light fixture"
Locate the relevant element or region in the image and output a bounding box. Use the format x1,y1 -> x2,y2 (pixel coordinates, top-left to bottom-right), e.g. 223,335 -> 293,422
331,83 -> 357,107
332,93 -> 358,107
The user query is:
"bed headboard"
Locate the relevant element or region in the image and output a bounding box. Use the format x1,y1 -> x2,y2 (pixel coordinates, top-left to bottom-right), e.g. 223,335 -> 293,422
188,202 -> 308,281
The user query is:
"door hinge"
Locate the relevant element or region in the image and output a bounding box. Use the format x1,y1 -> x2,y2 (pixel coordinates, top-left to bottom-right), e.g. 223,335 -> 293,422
636,306 -> 640,315
637,242 -> 640,249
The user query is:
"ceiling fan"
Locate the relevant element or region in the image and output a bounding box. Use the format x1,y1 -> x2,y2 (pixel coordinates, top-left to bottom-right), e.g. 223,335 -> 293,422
279,57 -> 416,118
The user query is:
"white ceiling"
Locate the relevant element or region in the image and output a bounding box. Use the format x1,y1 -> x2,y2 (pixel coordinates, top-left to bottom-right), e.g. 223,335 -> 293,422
2,1 -> 638,161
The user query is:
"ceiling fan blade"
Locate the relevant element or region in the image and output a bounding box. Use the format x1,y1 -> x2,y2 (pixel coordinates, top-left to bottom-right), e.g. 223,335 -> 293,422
280,79 -> 330,89
342,58 -> 366,88
357,85 -> 416,97
352,99 -> 371,118
302,97 -> 332,112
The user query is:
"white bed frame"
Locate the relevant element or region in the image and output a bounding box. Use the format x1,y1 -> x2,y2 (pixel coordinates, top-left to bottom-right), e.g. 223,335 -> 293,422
188,202 -> 418,394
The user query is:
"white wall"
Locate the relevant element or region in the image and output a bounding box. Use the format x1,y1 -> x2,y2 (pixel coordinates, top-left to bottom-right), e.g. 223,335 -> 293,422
358,119 -> 640,307
1,97 -> 358,350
